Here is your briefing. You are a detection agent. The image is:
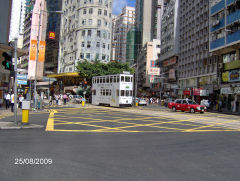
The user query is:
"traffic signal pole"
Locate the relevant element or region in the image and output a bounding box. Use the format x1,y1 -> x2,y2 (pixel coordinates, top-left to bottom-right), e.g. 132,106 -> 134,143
14,38 -> 18,124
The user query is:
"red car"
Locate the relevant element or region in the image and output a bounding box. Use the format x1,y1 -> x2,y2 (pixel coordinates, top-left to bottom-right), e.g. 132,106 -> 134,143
168,99 -> 206,113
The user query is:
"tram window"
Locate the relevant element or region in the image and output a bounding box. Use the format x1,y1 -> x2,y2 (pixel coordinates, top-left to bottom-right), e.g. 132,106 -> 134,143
116,90 -> 119,96
130,77 -> 133,82
97,78 -> 99,83
125,76 -> 130,82
100,77 -> 102,83
117,76 -> 119,82
130,90 -> 133,96
110,76 -> 113,83
109,89 -> 111,96
126,90 -> 129,97
121,76 -> 124,82
93,90 -> 96,95
114,76 -> 116,82
103,77 -> 105,83
106,76 -> 109,83
100,89 -> 103,95
106,89 -> 109,96
121,90 -> 124,96
103,89 -> 106,96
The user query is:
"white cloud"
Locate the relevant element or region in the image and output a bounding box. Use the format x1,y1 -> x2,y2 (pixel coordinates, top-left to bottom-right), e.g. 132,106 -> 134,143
112,0 -> 128,15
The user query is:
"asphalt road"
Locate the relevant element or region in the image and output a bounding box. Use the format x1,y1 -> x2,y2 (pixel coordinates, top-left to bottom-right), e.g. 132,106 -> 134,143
0,106 -> 240,181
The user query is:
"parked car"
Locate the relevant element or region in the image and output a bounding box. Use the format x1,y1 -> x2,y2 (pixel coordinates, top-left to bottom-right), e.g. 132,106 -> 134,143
168,99 -> 207,113
138,99 -> 147,106
164,98 -> 175,107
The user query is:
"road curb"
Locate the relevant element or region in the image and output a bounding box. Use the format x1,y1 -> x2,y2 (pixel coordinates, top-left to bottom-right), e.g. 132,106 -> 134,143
0,122 -> 44,130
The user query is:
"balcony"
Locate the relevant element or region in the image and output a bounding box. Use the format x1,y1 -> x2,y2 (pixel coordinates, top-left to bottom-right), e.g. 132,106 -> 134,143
211,0 -> 225,15
210,37 -> 225,50
227,0 -> 236,6
211,18 -> 225,32
227,10 -> 240,25
227,30 -> 240,44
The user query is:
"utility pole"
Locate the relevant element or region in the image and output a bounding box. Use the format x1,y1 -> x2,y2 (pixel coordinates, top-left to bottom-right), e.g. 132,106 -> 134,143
14,38 -> 18,124
34,9 -> 42,110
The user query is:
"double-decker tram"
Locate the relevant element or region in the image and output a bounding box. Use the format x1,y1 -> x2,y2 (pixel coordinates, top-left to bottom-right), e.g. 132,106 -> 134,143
91,73 -> 134,107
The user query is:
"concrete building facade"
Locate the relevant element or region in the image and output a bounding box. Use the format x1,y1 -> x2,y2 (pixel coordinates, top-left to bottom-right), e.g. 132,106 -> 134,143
209,0 -> 240,113
9,0 -> 26,43
111,6 -> 135,63
158,0 -> 179,98
178,0 -> 218,101
58,0 -> 113,73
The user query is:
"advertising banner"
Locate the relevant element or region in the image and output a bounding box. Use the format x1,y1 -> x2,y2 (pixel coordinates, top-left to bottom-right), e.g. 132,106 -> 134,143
148,67 -> 160,75
229,69 -> 240,82
49,32 -> 56,39
222,71 -> 229,82
38,41 -> 46,62
29,40 -> 37,61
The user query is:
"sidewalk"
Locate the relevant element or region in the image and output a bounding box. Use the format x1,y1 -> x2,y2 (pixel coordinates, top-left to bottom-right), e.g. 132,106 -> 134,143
0,107 -> 45,130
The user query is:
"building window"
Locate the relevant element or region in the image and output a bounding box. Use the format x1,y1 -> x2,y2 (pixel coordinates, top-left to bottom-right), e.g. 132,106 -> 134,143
80,53 -> 84,59
102,54 -> 105,60
89,8 -> 93,14
87,41 -> 91,48
88,19 -> 92,25
86,53 -> 90,59
82,19 -> 86,25
98,9 -> 102,15
99,0 -> 102,4
96,42 -> 100,47
82,30 -> 85,36
81,41 -> 85,47
104,10 -> 107,16
88,30 -> 91,36
103,43 -> 105,48
97,20 -> 101,26
96,53 -> 99,59
83,9 -> 87,14
97,30 -> 101,37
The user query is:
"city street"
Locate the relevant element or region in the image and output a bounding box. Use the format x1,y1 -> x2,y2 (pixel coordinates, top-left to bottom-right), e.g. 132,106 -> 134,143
0,105 -> 240,181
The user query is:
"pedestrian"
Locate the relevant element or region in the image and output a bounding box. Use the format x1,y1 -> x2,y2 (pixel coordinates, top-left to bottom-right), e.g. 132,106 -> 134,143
19,94 -> 24,109
10,92 -> 14,112
55,94 -> 59,105
5,92 -> 10,109
63,93 -> 68,105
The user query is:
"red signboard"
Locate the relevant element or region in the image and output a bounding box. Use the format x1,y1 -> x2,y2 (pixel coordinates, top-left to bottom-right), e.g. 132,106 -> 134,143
193,88 -> 202,96
49,32 -> 56,39
163,57 -> 177,67
183,90 -> 191,95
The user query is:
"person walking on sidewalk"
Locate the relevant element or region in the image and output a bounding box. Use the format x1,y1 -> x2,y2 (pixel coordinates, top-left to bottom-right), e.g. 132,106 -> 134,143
10,92 -> 14,112
63,93 -> 68,105
5,93 -> 10,110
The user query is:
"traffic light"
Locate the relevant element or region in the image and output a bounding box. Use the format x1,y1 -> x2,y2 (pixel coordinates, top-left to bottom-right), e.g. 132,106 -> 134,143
2,52 -> 13,71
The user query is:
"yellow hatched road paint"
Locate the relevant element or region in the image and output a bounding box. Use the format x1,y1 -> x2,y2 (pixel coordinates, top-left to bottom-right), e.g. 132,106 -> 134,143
45,108 -> 240,133
45,109 -> 58,131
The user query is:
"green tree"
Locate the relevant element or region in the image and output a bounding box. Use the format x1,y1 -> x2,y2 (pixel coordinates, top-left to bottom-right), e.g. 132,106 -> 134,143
76,60 -> 134,82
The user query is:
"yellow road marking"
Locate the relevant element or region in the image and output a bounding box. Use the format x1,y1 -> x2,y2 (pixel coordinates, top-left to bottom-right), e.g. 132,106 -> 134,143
45,109 -> 57,131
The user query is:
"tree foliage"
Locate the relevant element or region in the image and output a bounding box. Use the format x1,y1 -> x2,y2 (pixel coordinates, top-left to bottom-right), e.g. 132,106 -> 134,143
76,60 -> 135,81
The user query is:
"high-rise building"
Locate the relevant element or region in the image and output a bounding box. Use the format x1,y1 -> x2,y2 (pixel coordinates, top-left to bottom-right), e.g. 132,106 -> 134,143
209,0 -> 240,113
158,0 -> 179,98
58,0 -> 113,73
126,27 -> 138,66
44,0 -> 62,73
111,6 -> 135,63
178,0 -> 218,100
135,0 -> 164,93
9,0 -> 26,44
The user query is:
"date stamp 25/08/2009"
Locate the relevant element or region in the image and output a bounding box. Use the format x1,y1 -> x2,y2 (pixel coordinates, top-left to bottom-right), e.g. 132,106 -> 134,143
14,158 -> 53,165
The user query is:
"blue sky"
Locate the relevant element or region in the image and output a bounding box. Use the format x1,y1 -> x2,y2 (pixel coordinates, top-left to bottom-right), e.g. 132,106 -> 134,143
112,0 -> 136,15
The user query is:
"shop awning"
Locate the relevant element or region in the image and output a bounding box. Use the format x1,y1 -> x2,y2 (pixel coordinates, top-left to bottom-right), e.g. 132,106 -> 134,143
47,72 -> 80,78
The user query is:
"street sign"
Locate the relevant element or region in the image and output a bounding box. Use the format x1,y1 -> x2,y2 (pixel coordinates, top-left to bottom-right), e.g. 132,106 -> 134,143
148,67 -> 160,75
17,80 -> 28,85
17,74 -> 28,80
